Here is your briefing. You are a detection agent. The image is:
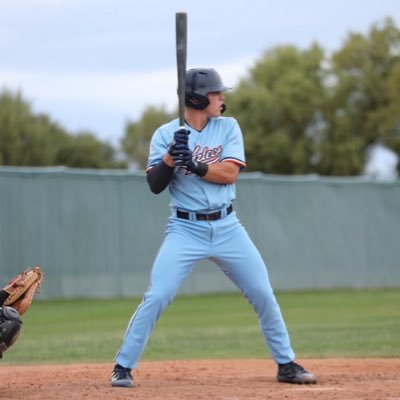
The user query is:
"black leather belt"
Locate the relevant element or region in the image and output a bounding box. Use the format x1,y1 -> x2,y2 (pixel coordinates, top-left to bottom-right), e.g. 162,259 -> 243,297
176,204 -> 233,221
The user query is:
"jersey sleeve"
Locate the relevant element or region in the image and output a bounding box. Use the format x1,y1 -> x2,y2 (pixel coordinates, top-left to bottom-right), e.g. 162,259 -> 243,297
221,119 -> 246,169
146,127 -> 170,171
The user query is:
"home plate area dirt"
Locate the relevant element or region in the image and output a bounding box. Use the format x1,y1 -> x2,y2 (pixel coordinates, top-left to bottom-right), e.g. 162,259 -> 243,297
1,358 -> 399,400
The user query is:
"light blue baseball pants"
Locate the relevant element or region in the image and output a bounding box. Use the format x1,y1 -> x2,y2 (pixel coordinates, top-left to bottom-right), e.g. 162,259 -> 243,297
115,211 -> 295,368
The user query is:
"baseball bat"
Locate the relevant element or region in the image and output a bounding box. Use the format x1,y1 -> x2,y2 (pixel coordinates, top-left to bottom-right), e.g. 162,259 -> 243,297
175,12 -> 187,129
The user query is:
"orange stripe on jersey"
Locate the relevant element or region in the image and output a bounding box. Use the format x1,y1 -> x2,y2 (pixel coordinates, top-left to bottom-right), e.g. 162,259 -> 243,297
222,159 -> 247,169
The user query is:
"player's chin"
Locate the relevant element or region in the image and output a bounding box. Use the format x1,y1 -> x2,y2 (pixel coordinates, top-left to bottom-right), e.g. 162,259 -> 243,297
206,106 -> 223,118
211,108 -> 223,117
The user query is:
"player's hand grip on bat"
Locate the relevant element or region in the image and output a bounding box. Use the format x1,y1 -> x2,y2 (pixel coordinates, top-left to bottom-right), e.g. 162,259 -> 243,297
172,148 -> 209,177
168,142 -> 189,158
174,128 -> 190,143
168,128 -> 190,156
171,147 -> 191,166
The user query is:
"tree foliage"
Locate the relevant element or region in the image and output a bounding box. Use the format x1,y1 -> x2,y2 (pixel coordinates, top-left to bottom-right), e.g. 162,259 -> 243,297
121,106 -> 175,169
226,44 -> 326,174
0,90 -> 126,169
225,18 -> 400,175
55,133 -> 125,169
322,18 -> 400,174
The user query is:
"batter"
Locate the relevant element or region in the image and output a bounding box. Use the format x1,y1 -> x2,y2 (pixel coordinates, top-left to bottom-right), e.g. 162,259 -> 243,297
111,68 -> 317,387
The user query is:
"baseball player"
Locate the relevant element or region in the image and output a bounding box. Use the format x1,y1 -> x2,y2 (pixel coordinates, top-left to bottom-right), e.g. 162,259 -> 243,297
0,267 -> 43,359
0,289 -> 22,359
111,68 -> 317,387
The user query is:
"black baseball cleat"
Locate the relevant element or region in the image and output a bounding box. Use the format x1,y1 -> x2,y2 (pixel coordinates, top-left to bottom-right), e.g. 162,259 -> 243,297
111,364 -> 134,387
277,361 -> 317,384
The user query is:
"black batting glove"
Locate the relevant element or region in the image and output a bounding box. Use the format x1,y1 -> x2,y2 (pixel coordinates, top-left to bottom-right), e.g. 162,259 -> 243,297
168,141 -> 189,158
171,147 -> 192,167
172,148 -> 209,177
174,128 -> 190,144
187,160 -> 209,177
168,129 -> 190,156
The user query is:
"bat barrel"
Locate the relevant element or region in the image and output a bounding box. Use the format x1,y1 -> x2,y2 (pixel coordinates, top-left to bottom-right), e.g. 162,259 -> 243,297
176,12 -> 187,127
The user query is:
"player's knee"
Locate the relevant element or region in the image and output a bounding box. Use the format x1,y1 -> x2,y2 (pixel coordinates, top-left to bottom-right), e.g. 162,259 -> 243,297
146,289 -> 175,310
245,284 -> 276,309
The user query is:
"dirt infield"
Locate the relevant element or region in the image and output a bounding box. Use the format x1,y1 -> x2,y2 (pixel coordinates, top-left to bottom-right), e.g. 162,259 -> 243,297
1,358 -> 399,400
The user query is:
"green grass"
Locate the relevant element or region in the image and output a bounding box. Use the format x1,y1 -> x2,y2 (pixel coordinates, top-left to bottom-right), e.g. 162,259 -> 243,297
3,288 -> 400,365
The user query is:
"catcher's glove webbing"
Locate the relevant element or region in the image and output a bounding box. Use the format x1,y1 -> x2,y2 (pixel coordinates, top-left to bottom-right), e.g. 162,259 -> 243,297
0,306 -> 22,359
3,266 -> 44,315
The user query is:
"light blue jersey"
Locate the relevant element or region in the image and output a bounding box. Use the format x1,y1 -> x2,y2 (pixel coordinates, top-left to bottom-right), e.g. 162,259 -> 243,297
147,116 -> 246,212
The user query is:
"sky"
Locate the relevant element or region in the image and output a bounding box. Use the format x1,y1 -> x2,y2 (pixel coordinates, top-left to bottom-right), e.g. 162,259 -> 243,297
1,0 -> 400,148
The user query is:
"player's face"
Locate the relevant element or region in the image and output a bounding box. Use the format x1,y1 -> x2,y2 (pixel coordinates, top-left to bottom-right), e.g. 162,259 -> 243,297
206,92 -> 225,116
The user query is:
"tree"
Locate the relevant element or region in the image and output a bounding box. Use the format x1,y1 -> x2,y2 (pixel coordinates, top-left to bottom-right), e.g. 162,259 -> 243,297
55,132 -> 126,169
0,90 -> 68,165
379,62 -> 400,157
319,17 -> 400,175
0,90 -> 126,169
225,18 -> 400,176
121,105 -> 174,169
226,44 -> 326,174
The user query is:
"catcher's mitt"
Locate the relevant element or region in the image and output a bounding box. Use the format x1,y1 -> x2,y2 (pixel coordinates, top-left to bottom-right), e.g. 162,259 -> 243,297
3,266 -> 44,315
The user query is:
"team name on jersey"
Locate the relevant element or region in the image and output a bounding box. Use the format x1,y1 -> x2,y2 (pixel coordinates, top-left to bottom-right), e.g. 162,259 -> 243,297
192,145 -> 223,164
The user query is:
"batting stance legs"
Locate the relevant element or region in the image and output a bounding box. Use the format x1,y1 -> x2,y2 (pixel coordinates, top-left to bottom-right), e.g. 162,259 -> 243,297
115,212 -> 295,370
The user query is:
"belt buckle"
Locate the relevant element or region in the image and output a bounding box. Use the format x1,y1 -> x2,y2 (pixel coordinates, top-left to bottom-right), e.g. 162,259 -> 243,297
206,211 -> 220,221
194,206 -> 232,221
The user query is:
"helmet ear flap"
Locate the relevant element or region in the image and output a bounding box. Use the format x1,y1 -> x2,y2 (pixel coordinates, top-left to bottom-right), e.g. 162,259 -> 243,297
185,93 -> 209,110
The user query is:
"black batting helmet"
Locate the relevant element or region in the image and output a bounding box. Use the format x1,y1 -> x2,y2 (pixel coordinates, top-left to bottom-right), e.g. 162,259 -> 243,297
185,68 -> 232,110
0,306 -> 22,359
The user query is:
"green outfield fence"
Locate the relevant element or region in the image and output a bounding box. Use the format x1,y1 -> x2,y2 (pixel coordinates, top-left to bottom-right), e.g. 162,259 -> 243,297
1,167 -> 399,299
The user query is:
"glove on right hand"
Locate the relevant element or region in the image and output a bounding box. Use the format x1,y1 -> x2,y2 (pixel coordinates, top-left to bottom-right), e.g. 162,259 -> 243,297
171,148 -> 193,167
171,148 -> 209,177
